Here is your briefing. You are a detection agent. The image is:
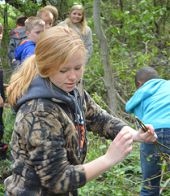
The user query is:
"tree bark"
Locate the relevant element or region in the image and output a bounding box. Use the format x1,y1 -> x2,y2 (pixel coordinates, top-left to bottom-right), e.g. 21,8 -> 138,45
93,0 -> 117,114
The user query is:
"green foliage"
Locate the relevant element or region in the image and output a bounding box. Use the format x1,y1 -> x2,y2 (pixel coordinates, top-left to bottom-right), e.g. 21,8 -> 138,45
3,0 -> 40,16
0,159 -> 12,193
0,0 -> 170,195
103,0 -> 169,45
84,39 -> 107,102
79,132 -> 142,195
3,107 -> 15,144
93,0 -> 169,105
0,108 -> 14,194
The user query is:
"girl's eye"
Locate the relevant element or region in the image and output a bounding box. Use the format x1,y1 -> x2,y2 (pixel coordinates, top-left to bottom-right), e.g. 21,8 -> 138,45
59,66 -> 82,73
60,70 -> 67,73
75,67 -> 81,70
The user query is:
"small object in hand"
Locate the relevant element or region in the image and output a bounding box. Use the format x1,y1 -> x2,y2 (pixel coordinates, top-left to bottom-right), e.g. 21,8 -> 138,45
135,116 -> 148,132
135,116 -> 158,139
135,116 -> 170,151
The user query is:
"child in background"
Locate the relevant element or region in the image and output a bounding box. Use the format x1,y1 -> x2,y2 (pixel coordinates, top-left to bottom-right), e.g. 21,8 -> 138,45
8,16 -> 28,70
59,4 -> 93,64
14,16 -> 45,64
126,67 -> 170,196
0,24 -> 8,159
37,8 -> 54,29
0,23 -> 4,141
43,5 -> 59,25
0,69 -> 5,142
0,69 -> 8,160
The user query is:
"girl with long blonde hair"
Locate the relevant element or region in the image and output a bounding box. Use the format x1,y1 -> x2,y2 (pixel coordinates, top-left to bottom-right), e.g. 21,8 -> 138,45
5,26 -> 156,196
59,4 -> 93,64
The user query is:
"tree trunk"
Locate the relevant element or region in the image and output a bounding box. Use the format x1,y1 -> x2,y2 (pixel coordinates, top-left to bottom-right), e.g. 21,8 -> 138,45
93,0 -> 117,114
118,0 -> 124,28
3,2 -> 8,28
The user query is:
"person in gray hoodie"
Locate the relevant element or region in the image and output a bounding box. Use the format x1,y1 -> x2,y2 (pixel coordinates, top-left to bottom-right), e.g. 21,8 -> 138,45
14,16 -> 45,65
8,16 -> 28,70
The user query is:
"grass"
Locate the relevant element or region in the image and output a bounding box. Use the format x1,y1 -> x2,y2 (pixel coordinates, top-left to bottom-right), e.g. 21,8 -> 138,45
79,133 -> 142,195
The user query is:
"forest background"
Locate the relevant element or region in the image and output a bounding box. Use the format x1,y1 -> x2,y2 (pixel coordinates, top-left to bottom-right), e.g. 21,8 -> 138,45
0,0 -> 170,195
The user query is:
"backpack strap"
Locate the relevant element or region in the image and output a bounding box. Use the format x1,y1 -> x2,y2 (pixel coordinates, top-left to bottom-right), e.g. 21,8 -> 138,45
19,39 -> 29,46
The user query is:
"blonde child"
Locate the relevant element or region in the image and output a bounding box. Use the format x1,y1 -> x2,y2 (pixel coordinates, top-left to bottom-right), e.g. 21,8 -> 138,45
14,16 -> 45,64
59,4 -> 93,64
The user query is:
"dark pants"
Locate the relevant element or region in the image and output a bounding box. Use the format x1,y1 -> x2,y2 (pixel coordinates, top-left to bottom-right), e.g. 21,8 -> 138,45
0,69 -> 4,141
140,128 -> 170,196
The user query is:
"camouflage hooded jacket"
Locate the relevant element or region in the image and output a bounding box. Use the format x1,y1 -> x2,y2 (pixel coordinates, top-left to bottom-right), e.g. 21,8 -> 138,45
4,76 -> 127,196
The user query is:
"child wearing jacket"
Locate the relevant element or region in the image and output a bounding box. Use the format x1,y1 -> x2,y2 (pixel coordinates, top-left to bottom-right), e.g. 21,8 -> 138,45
14,16 -> 45,64
59,4 -> 93,64
5,26 -> 156,196
126,66 -> 170,196
8,16 -> 27,70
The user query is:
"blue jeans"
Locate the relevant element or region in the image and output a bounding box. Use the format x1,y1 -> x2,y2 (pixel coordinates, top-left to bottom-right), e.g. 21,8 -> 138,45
140,128 -> 170,196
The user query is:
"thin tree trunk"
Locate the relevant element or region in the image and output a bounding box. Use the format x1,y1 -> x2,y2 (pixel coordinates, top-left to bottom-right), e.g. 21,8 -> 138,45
118,0 -> 124,28
93,0 -> 117,114
4,2 -> 8,28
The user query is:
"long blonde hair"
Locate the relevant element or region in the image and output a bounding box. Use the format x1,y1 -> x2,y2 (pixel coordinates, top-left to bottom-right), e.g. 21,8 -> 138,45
67,4 -> 87,35
7,26 -> 86,106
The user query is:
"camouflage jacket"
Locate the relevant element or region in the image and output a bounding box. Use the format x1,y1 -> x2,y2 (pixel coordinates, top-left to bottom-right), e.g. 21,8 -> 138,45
4,77 -> 127,196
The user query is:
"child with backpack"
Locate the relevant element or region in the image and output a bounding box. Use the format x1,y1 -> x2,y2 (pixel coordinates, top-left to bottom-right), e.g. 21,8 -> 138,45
14,16 -> 45,64
8,16 -> 27,70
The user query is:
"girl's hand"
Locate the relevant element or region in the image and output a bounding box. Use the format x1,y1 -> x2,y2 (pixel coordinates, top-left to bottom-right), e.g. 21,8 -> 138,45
104,128 -> 133,166
137,124 -> 157,143
83,127 -> 133,181
129,124 -> 157,143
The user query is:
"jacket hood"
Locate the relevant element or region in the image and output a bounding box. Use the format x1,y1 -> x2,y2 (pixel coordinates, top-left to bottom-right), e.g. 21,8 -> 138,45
125,79 -> 166,113
16,76 -> 81,113
15,40 -> 35,60
15,76 -> 87,158
10,27 -> 27,40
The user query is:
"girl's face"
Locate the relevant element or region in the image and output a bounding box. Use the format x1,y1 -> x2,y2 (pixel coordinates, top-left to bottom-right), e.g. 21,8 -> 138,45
49,51 -> 85,92
70,9 -> 83,24
41,12 -> 53,29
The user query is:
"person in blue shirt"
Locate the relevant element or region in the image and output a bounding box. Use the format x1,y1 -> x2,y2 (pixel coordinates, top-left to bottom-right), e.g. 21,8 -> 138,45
126,66 -> 170,196
15,16 -> 45,64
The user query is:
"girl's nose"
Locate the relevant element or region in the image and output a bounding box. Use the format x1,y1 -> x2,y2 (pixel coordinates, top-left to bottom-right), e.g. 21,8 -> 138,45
68,70 -> 77,80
